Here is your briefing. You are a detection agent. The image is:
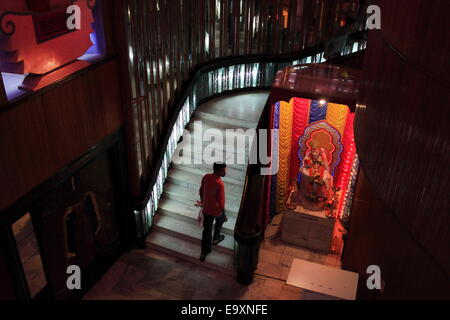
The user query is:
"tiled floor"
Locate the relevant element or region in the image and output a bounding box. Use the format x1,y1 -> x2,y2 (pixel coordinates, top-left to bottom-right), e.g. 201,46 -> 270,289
85,214 -> 343,300
255,214 -> 342,284
85,248 -> 303,300
196,91 -> 269,123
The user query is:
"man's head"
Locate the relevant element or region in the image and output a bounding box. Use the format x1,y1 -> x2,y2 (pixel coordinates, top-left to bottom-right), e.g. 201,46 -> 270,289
213,162 -> 227,177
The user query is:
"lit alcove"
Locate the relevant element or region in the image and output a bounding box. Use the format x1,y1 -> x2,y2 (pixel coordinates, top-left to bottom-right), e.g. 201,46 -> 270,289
0,0 -> 106,101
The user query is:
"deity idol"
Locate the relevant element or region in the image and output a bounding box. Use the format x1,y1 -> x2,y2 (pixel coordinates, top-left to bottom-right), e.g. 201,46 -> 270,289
297,140 -> 334,211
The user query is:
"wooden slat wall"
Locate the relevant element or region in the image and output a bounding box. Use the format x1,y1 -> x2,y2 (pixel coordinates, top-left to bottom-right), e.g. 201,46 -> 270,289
343,170 -> 450,299
0,60 -> 123,211
124,0 -> 365,199
344,0 -> 450,299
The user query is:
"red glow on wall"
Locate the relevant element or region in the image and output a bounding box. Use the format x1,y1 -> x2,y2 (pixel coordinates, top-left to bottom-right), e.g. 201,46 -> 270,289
334,113 -> 356,218
0,0 -> 94,75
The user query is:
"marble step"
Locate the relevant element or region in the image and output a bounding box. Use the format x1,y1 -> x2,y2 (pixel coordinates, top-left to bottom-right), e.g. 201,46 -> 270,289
174,140 -> 252,166
178,134 -> 251,157
163,181 -> 243,209
178,134 -> 253,165
167,168 -> 244,197
185,161 -> 247,174
157,198 -> 236,236
146,230 -> 234,275
172,163 -> 244,186
174,129 -> 252,165
188,118 -> 256,138
195,111 -> 258,130
152,214 -> 235,254
172,163 -> 246,184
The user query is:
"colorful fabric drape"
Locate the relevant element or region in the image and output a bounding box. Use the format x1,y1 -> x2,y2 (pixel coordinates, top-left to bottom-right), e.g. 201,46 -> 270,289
268,97 -> 357,223
326,103 -> 349,137
276,101 -> 293,213
289,98 -> 310,185
309,100 -> 328,123
334,113 -> 356,218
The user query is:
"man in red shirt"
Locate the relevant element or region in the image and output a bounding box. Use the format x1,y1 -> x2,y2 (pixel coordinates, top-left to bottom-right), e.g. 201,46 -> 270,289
199,162 -> 228,261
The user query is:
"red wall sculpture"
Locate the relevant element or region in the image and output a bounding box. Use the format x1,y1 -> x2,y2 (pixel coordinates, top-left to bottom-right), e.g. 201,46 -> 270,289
0,0 -> 94,75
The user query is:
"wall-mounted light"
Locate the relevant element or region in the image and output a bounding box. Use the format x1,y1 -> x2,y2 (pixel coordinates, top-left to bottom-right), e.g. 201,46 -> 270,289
319,99 -> 326,106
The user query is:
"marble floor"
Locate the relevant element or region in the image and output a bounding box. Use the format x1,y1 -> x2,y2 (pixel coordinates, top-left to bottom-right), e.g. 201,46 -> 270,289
255,214 -> 343,283
85,214 -> 344,300
84,248 -> 304,300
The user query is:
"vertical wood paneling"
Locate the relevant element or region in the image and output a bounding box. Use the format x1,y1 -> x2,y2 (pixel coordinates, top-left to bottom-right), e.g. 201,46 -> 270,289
209,0 -> 216,59
273,0 -> 283,54
243,0 -> 250,55
199,0 -> 206,63
343,170 -> 450,299
0,61 -> 123,211
220,0 -> 226,56
345,0 -> 450,299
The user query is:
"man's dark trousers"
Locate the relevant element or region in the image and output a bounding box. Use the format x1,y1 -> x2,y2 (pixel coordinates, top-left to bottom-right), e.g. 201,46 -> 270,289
201,212 -> 226,255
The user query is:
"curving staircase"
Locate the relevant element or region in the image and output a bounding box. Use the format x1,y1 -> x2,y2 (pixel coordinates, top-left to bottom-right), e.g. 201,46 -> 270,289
145,91 -> 269,274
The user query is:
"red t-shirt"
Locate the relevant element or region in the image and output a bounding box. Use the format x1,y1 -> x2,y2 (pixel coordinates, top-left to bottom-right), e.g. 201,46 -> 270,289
199,173 -> 225,216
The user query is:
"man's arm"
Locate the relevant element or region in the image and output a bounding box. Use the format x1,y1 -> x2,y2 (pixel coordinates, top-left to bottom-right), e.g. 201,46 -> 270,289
199,176 -> 205,202
216,181 -> 225,214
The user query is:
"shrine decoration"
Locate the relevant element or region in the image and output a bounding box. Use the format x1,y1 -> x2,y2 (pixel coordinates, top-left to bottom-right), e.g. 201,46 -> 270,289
289,97 -> 310,184
276,100 -> 293,213
298,121 -> 343,177
308,100 -> 328,124
269,97 -> 359,224
326,103 -> 349,137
